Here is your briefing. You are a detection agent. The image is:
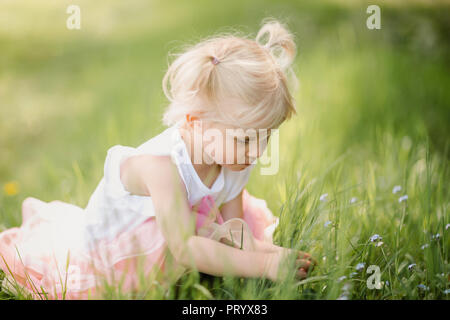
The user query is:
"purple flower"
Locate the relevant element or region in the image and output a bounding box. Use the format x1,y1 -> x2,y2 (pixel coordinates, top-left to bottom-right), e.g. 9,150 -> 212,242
320,193 -> 328,202
392,185 -> 401,194
355,263 -> 366,271
370,234 -> 382,242
417,284 -> 429,291
398,195 -> 408,203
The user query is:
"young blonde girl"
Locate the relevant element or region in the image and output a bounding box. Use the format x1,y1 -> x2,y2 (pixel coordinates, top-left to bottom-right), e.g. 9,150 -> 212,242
0,18 -> 316,299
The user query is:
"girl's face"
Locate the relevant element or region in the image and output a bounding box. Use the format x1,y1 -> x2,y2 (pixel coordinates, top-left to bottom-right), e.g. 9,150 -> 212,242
191,120 -> 271,171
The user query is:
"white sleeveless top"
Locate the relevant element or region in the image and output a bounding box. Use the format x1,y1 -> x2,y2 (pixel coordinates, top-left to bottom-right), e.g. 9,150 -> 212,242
82,120 -> 255,246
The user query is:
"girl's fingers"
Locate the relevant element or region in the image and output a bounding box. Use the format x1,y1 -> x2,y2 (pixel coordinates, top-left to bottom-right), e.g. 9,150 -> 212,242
296,268 -> 307,280
297,251 -> 318,266
295,259 -> 311,271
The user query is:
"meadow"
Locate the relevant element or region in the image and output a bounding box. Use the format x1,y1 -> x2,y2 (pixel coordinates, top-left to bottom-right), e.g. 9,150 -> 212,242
0,0 -> 448,299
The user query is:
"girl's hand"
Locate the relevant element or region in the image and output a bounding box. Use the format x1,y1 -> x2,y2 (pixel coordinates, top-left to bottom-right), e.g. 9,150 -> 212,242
294,250 -> 317,280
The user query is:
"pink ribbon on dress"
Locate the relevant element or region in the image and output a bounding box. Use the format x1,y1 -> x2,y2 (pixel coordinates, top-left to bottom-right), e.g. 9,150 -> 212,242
191,195 -> 223,231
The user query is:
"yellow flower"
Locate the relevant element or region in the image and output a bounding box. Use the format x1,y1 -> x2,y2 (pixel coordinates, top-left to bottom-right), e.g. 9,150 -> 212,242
4,181 -> 19,196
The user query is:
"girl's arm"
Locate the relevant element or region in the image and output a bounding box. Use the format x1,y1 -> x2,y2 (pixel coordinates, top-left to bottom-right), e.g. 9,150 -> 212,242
180,235 -> 281,279
120,154 -> 280,280
219,190 -> 317,267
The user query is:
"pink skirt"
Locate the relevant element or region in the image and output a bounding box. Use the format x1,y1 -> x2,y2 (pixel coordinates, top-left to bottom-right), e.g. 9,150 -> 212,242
0,189 -> 278,299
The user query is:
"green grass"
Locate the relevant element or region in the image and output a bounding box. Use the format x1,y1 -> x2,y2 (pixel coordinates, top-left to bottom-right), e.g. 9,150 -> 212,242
0,0 -> 449,299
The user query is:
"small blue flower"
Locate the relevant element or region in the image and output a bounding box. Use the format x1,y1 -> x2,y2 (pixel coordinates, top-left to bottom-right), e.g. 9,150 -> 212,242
338,276 -> 347,282
392,185 -> 401,194
320,193 -> 328,202
421,244 -> 429,250
446,224 -> 450,230
398,195 -> 408,203
349,272 -> 358,278
408,263 -> 416,271
370,234 -> 382,242
350,197 -> 358,204
444,289 -> 450,295
417,284 -> 429,291
385,281 -> 390,287
355,263 -> 366,271
324,220 -> 332,227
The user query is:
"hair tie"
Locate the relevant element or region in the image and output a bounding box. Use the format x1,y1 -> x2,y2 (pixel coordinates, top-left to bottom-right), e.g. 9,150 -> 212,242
211,56 -> 220,65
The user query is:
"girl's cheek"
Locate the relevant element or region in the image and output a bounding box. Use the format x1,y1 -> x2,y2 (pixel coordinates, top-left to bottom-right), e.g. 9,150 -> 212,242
222,140 -> 234,165
222,147 -> 231,165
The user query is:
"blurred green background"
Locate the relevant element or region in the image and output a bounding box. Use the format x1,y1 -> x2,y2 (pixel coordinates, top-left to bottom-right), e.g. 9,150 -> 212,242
0,0 -> 448,299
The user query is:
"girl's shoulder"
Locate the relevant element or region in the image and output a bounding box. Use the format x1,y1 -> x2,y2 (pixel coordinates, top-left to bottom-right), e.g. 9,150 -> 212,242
98,124 -> 180,199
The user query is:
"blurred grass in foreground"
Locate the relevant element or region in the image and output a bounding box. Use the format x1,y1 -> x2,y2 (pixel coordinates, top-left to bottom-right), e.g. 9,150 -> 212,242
0,0 -> 448,299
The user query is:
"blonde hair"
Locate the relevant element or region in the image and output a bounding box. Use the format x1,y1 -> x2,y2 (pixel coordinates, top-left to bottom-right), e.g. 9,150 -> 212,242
162,17 -> 299,130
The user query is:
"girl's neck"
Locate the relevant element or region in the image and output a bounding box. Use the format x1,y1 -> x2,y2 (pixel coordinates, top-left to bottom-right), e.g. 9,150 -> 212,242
179,122 -> 222,189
